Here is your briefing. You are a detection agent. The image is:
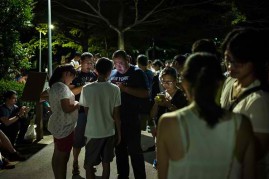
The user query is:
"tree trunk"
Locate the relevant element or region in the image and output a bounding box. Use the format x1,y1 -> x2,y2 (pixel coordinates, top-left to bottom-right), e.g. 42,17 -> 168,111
118,31 -> 124,50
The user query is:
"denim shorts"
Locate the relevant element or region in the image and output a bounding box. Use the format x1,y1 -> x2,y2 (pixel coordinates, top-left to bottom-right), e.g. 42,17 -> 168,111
73,112 -> 87,148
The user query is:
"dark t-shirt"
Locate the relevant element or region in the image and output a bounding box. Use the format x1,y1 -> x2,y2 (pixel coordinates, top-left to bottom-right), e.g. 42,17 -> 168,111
71,71 -> 97,112
0,104 -> 19,127
71,71 -> 97,100
110,65 -> 149,118
156,89 -> 188,124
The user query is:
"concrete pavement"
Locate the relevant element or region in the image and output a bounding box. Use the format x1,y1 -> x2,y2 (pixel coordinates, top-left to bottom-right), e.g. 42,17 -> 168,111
0,131 -> 157,179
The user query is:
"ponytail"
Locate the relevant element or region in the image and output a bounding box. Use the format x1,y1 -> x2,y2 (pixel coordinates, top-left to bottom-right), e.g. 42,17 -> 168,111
194,67 -> 224,128
182,52 -> 225,128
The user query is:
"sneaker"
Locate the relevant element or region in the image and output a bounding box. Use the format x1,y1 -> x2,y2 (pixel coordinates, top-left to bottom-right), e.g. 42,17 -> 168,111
8,152 -> 26,162
153,159 -> 157,169
1,157 -> 15,169
72,161 -> 80,175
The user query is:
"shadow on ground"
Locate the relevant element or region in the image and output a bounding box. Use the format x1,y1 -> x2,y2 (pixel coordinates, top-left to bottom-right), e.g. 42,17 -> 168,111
15,130 -> 52,160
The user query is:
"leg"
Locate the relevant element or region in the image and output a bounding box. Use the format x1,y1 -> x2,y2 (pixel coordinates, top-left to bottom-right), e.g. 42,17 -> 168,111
72,112 -> 87,175
52,132 -> 74,179
0,130 -> 16,153
102,162 -> 110,179
115,123 -> 130,178
85,165 -> 95,179
16,116 -> 30,143
72,147 -> 81,175
52,146 -> 70,179
127,120 -> 146,179
1,121 -> 20,146
100,136 -> 114,179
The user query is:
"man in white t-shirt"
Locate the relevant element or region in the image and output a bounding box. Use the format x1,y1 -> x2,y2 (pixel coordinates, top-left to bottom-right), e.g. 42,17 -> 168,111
70,52 -> 81,70
79,57 -> 121,179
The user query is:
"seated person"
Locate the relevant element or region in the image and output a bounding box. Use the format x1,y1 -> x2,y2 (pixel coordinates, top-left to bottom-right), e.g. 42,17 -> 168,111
0,90 -> 30,146
0,130 -> 26,161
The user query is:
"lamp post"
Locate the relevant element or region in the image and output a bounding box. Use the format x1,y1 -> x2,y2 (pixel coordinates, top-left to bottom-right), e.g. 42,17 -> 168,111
48,0 -> 52,77
37,25 -> 54,73
39,31 -> 42,72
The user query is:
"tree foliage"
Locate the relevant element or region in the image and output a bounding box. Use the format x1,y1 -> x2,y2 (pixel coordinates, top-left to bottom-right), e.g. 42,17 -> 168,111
0,0 -> 34,79
33,0 -> 269,60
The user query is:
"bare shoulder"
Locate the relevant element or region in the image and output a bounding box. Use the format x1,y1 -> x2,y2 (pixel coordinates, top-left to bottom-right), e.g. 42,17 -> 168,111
159,111 -> 179,127
158,111 -> 181,137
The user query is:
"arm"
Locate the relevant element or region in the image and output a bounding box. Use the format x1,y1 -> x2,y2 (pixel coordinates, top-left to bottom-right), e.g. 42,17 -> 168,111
157,113 -> 184,179
0,116 -> 20,126
0,106 -> 28,126
254,133 -> 269,160
236,116 -> 256,179
157,115 -> 170,179
113,106 -> 121,145
40,89 -> 49,101
117,83 -> 149,98
61,99 -> 79,113
69,84 -> 83,96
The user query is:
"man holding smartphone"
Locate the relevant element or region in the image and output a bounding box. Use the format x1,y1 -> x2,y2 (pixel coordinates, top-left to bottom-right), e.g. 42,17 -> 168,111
0,90 -> 30,146
110,50 -> 149,179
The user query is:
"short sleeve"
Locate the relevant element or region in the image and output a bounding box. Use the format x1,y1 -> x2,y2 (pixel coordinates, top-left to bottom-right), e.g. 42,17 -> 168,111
246,95 -> 269,133
79,87 -> 88,107
133,68 -> 149,89
114,86 -> 121,107
54,83 -> 70,100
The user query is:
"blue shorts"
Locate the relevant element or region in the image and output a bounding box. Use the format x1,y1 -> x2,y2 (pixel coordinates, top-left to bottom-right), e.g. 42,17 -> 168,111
73,112 -> 87,148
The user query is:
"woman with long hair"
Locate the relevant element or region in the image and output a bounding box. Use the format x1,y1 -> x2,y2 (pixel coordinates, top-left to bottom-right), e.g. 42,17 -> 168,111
48,64 -> 80,179
157,53 -> 255,179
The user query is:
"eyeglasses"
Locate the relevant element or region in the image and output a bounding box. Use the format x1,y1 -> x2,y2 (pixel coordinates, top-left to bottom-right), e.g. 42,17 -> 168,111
160,81 -> 175,85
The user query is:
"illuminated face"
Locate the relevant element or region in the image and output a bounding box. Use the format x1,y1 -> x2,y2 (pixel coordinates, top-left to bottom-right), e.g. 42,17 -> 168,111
81,57 -> 95,72
224,50 -> 254,81
113,57 -> 129,74
160,74 -> 177,91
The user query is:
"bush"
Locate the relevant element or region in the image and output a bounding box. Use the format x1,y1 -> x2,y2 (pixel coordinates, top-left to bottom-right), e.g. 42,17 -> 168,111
0,80 -> 25,104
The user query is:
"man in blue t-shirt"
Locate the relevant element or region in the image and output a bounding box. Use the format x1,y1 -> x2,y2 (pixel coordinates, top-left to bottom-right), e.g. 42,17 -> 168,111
110,50 -> 148,179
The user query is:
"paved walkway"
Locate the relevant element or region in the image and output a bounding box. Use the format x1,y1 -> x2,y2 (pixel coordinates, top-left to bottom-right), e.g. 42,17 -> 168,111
0,131 -> 157,179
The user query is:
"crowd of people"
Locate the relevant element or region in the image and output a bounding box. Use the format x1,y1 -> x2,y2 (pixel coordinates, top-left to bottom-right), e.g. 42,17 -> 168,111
1,27 -> 269,179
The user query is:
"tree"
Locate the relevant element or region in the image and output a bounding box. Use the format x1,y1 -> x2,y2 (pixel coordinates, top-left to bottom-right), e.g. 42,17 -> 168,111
51,0 -> 233,50
0,0 -> 34,79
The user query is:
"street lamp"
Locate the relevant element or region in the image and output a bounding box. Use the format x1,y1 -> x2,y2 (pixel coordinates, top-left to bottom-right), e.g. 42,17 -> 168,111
37,24 -> 54,73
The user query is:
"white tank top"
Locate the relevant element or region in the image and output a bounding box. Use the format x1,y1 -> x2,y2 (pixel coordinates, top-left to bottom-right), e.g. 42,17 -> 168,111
167,107 -> 242,179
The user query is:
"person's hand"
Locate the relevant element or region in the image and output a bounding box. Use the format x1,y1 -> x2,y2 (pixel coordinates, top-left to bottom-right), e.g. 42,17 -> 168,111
116,82 -> 126,91
18,106 -> 30,118
154,96 -> 170,107
74,101 -> 80,109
